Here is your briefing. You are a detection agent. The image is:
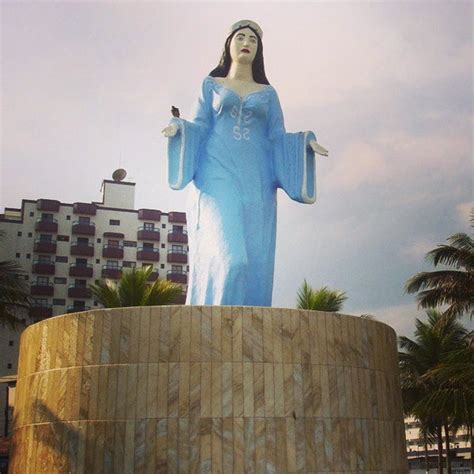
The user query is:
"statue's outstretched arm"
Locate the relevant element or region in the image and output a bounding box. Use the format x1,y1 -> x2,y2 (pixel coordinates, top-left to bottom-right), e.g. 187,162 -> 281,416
309,139 -> 329,156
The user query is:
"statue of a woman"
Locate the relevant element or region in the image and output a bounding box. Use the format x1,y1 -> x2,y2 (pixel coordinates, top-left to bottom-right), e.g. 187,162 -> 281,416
162,20 -> 328,306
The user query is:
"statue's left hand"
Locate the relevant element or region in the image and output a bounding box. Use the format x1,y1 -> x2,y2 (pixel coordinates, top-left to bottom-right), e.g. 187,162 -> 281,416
309,139 -> 328,157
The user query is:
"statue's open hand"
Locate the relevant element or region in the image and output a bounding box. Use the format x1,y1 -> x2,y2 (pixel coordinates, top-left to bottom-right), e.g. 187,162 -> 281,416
162,124 -> 179,138
309,139 -> 328,157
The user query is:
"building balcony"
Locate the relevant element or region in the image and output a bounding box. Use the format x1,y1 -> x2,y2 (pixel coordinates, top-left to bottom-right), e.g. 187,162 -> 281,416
102,245 -> 124,259
32,261 -> 55,275
68,285 -> 92,299
137,228 -> 160,241
167,270 -> 187,284
29,304 -> 53,319
33,239 -> 57,254
136,248 -> 160,262
72,221 -> 96,236
30,283 -> 54,296
138,209 -> 161,221
168,212 -> 186,224
73,202 -> 97,215
167,250 -> 188,264
70,242 -> 94,257
67,305 -> 91,314
167,229 -> 188,244
35,217 -> 58,233
69,263 -> 93,277
102,265 -> 122,279
36,199 -> 60,212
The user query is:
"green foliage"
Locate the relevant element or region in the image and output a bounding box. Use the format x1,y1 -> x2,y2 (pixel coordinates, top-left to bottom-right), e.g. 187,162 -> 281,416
90,266 -> 183,308
296,280 -> 347,312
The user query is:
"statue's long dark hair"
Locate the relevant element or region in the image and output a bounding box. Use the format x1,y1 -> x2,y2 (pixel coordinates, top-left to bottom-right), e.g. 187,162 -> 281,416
209,25 -> 270,85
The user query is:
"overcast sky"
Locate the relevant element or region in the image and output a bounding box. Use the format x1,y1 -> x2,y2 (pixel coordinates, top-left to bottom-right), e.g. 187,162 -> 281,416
1,1 -> 472,337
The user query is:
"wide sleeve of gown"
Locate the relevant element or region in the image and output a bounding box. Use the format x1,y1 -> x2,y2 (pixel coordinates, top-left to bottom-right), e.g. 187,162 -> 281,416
269,89 -> 317,204
167,78 -> 213,190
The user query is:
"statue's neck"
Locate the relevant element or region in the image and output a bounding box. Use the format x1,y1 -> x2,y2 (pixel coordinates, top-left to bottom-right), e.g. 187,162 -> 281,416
227,62 -> 254,82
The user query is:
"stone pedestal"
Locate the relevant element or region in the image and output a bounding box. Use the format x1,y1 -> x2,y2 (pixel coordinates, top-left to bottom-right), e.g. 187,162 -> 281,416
10,306 -> 408,472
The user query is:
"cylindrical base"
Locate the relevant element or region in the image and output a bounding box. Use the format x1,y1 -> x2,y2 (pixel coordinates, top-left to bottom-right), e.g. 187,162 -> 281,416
10,306 -> 408,472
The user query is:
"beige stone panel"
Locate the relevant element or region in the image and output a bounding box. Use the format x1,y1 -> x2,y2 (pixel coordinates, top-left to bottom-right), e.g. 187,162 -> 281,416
149,310 -> 160,363
178,418 -> 190,473
281,309 -> 293,363
336,366 -> 347,418
141,419 -> 156,473
275,417 -> 287,473
370,370 -> 379,419
323,418 -> 333,470
169,307 -> 181,362
360,317 -> 369,369
200,361 -> 212,417
253,362 -> 265,417
274,363 -> 284,417
340,418 -> 351,471
168,362 -> 180,417
200,417 -> 212,473
221,362 -> 232,417
112,420 -> 125,470
211,306 -> 222,361
157,363 -> 169,417
359,368 -> 370,419
221,306 -> 233,362
222,417 -> 234,473
167,417 -> 179,473
88,313 -> 102,366
147,363 -> 159,419
110,311 -> 122,364
105,365 -> 118,420
291,311 -> 302,364
65,315 -> 78,368
233,417 -> 244,474
211,362 -> 223,417
156,418 -> 168,472
311,364 -> 322,417
295,418 -> 306,473
304,418 -> 317,471
188,417 -> 200,471
325,312 -> 335,366
341,315 -> 351,366
136,364 -> 148,419
244,417 -> 256,473
243,361 -> 254,417
333,313 -> 343,367
300,310 -> 311,365
293,363 -> 304,418
302,363 -> 314,417
158,306 -> 171,362
283,363 -> 295,417
252,307 -> 264,363
122,419 -> 136,473
57,369 -> 68,421
189,361 -> 201,417
255,418 -> 266,474
211,417 -> 223,474
119,311 -> 131,364
75,421 -> 87,473
96,365 -> 110,419
242,307 -> 253,362
271,308 -> 283,363
263,363 -> 275,417
350,367 -> 360,419
314,417 -> 325,470
178,362 -> 190,417
125,364 -> 138,420
332,417 -> 343,470
51,316 -> 62,370
316,312 -> 328,365
265,417 -> 276,474
103,421 -> 115,471
190,306 -> 202,362
179,306 -> 192,362
285,417 -> 296,473
93,422 -> 106,473
201,306 -> 212,361
262,307 -> 274,362
232,307 -> 243,362
233,362 -> 244,417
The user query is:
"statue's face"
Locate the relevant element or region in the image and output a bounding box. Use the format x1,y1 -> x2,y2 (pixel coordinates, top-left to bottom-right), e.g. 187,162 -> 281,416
229,27 -> 258,65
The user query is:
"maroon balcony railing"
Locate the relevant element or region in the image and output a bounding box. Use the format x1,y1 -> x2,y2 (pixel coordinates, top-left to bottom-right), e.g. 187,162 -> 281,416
167,229 -> 188,244
68,285 -> 92,298
102,245 -> 124,259
72,221 -> 96,236
167,270 -> 187,284
29,304 -> 53,319
30,283 -> 54,296
35,218 -> 58,233
137,248 -> 160,262
102,266 -> 122,279
69,264 -> 93,277
36,199 -> 60,212
32,261 -> 55,275
67,305 -> 91,314
167,212 -> 186,224
138,209 -> 161,221
70,242 -> 94,257
167,250 -> 188,264
137,228 -> 160,241
33,239 -> 57,254
73,202 -> 97,215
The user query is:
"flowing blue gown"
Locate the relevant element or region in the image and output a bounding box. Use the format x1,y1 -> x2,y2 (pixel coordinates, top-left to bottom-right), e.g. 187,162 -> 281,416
167,76 -> 317,306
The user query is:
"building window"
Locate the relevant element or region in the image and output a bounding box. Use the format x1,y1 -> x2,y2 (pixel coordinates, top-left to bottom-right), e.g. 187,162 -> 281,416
54,277 -> 67,284
42,213 -> 54,221
56,256 -> 68,263
7,363 -> 12,369
144,222 -> 155,230
73,300 -> 86,308
17,231 -> 22,237
39,234 -> 52,242
108,239 -> 120,248
8,341 -> 14,347
29,212 -> 34,217
57,235 -> 70,242
78,237 -> 89,245
78,216 -> 90,224
160,264 -> 165,269
124,241 -> 137,247
172,245 -> 183,252
15,253 -> 20,258
76,258 -> 88,266
26,253 -> 31,259
109,219 -> 120,226
162,224 -> 166,229
106,261 -> 119,269
123,261 -> 136,268
28,232 -> 33,237
97,238 -> 101,244
143,242 -> 154,250
96,259 -> 100,264
24,275 -> 29,281
38,255 -> 52,263
66,215 -> 71,220
75,279 -> 87,287
34,298 -> 49,307
161,243 -> 165,249
172,225 -> 183,233
53,299 -> 66,306
172,265 -> 183,272
36,276 -> 49,286
94,301 -> 98,306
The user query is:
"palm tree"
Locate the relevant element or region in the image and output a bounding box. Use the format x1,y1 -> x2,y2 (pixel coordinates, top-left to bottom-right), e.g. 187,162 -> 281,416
399,309 -> 468,473
405,217 -> 474,319
90,266 -> 183,308
0,230 -> 31,328
296,280 -> 347,312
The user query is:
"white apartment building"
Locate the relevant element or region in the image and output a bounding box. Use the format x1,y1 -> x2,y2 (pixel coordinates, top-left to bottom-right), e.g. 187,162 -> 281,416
0,174 -> 188,435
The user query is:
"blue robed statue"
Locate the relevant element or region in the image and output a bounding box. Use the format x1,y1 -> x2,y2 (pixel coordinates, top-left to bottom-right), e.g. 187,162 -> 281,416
163,20 -> 328,307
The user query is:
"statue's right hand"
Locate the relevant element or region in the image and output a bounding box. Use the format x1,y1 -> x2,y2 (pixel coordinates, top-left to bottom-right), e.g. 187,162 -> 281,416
161,123 -> 179,138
